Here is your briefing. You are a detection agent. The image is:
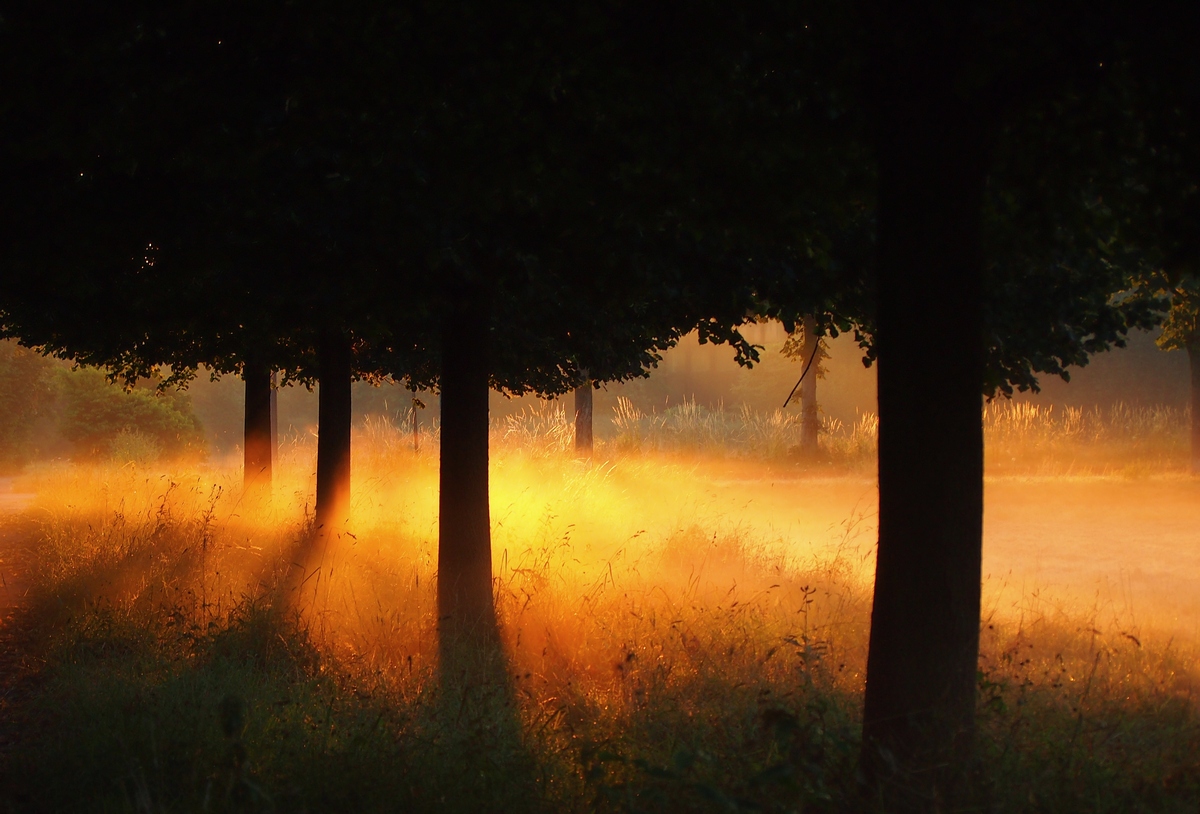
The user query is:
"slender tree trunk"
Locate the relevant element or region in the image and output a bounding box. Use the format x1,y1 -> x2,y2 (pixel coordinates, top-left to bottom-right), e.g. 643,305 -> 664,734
315,330 -> 352,532
860,74 -> 990,808
574,370 -> 593,457
270,371 -> 278,458
798,316 -> 820,456
412,385 -> 420,453
1190,341 -> 1200,474
438,312 -> 495,636
243,358 -> 273,494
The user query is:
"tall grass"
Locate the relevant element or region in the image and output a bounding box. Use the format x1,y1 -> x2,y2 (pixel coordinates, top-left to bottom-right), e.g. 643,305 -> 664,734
491,397 -> 1190,474
4,443 -> 1198,811
6,458 -> 877,812
983,401 -> 1189,475
610,397 -> 878,464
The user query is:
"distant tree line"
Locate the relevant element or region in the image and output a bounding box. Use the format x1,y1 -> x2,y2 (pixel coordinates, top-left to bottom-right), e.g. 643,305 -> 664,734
0,343 -> 204,468
1,1 -> 1195,807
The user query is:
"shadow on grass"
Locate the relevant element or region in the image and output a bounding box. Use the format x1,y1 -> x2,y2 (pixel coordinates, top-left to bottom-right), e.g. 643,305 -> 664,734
433,615 -> 548,813
4,505 -> 549,813
2,591 -> 551,813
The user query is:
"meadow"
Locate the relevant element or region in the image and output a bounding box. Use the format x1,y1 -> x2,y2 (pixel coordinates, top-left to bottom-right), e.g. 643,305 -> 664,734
1,400 -> 1198,812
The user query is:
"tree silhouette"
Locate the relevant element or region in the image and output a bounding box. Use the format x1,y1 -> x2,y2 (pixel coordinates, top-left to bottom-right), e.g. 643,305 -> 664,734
0,3 -> 414,528
855,1 -> 1180,806
3,8 -> 1192,808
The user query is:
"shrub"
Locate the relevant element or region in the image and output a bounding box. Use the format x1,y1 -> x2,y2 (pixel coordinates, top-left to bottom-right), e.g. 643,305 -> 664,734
57,368 -> 206,460
0,341 -> 57,469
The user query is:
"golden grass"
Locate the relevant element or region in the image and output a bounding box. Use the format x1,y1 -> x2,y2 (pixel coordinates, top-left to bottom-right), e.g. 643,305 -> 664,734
489,397 -> 1192,476
984,401 -> 1190,476
5,414 -> 1200,811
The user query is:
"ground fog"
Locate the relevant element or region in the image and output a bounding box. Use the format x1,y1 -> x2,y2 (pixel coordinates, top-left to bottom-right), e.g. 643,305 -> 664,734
1,404 -> 1198,812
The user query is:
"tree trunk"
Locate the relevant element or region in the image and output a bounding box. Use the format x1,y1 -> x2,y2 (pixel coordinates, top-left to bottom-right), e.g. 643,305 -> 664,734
798,316 -> 820,456
438,311 -> 495,636
1190,341 -> 1200,475
412,385 -> 420,453
860,76 -> 990,807
243,358 -> 273,495
315,330 -> 352,532
574,370 -> 593,457
270,371 -> 278,459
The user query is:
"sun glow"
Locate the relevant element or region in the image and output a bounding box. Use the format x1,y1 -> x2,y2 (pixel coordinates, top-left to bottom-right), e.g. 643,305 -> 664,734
14,409 -> 879,689
15,400 -> 1200,689
8,399 -> 1200,808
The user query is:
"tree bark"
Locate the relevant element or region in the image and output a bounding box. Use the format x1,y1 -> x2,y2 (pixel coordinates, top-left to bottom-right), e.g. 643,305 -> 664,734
860,72 -> 990,807
270,371 -> 278,459
1190,341 -> 1200,475
315,330 -> 352,532
798,315 -> 820,456
438,311 -> 495,637
411,385 -> 420,453
243,357 -> 273,495
574,370 -> 593,457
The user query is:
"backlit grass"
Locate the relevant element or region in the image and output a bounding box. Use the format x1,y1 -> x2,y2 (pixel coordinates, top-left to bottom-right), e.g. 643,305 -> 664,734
492,397 -> 1191,475
2,412 -> 1198,812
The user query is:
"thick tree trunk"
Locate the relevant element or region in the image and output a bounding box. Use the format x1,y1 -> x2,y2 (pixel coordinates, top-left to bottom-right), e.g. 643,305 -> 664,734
1190,342 -> 1200,475
438,312 -> 495,636
315,330 -> 352,532
798,315 -> 820,456
574,370 -> 593,457
860,86 -> 990,807
243,358 -> 273,494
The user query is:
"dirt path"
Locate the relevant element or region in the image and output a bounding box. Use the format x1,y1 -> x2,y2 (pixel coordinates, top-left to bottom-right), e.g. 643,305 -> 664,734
981,476 -> 1200,640
705,472 -> 1200,641
642,465 -> 1200,639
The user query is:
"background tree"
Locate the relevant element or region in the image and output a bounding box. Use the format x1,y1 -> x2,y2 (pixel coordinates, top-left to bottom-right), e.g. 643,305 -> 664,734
781,316 -> 830,457
574,372 -> 594,457
0,345 -> 57,470
1156,280 -> 1200,471
1114,10 -> 1200,475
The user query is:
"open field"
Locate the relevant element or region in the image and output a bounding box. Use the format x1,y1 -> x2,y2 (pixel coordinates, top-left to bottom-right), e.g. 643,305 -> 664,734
0,407 -> 1198,812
